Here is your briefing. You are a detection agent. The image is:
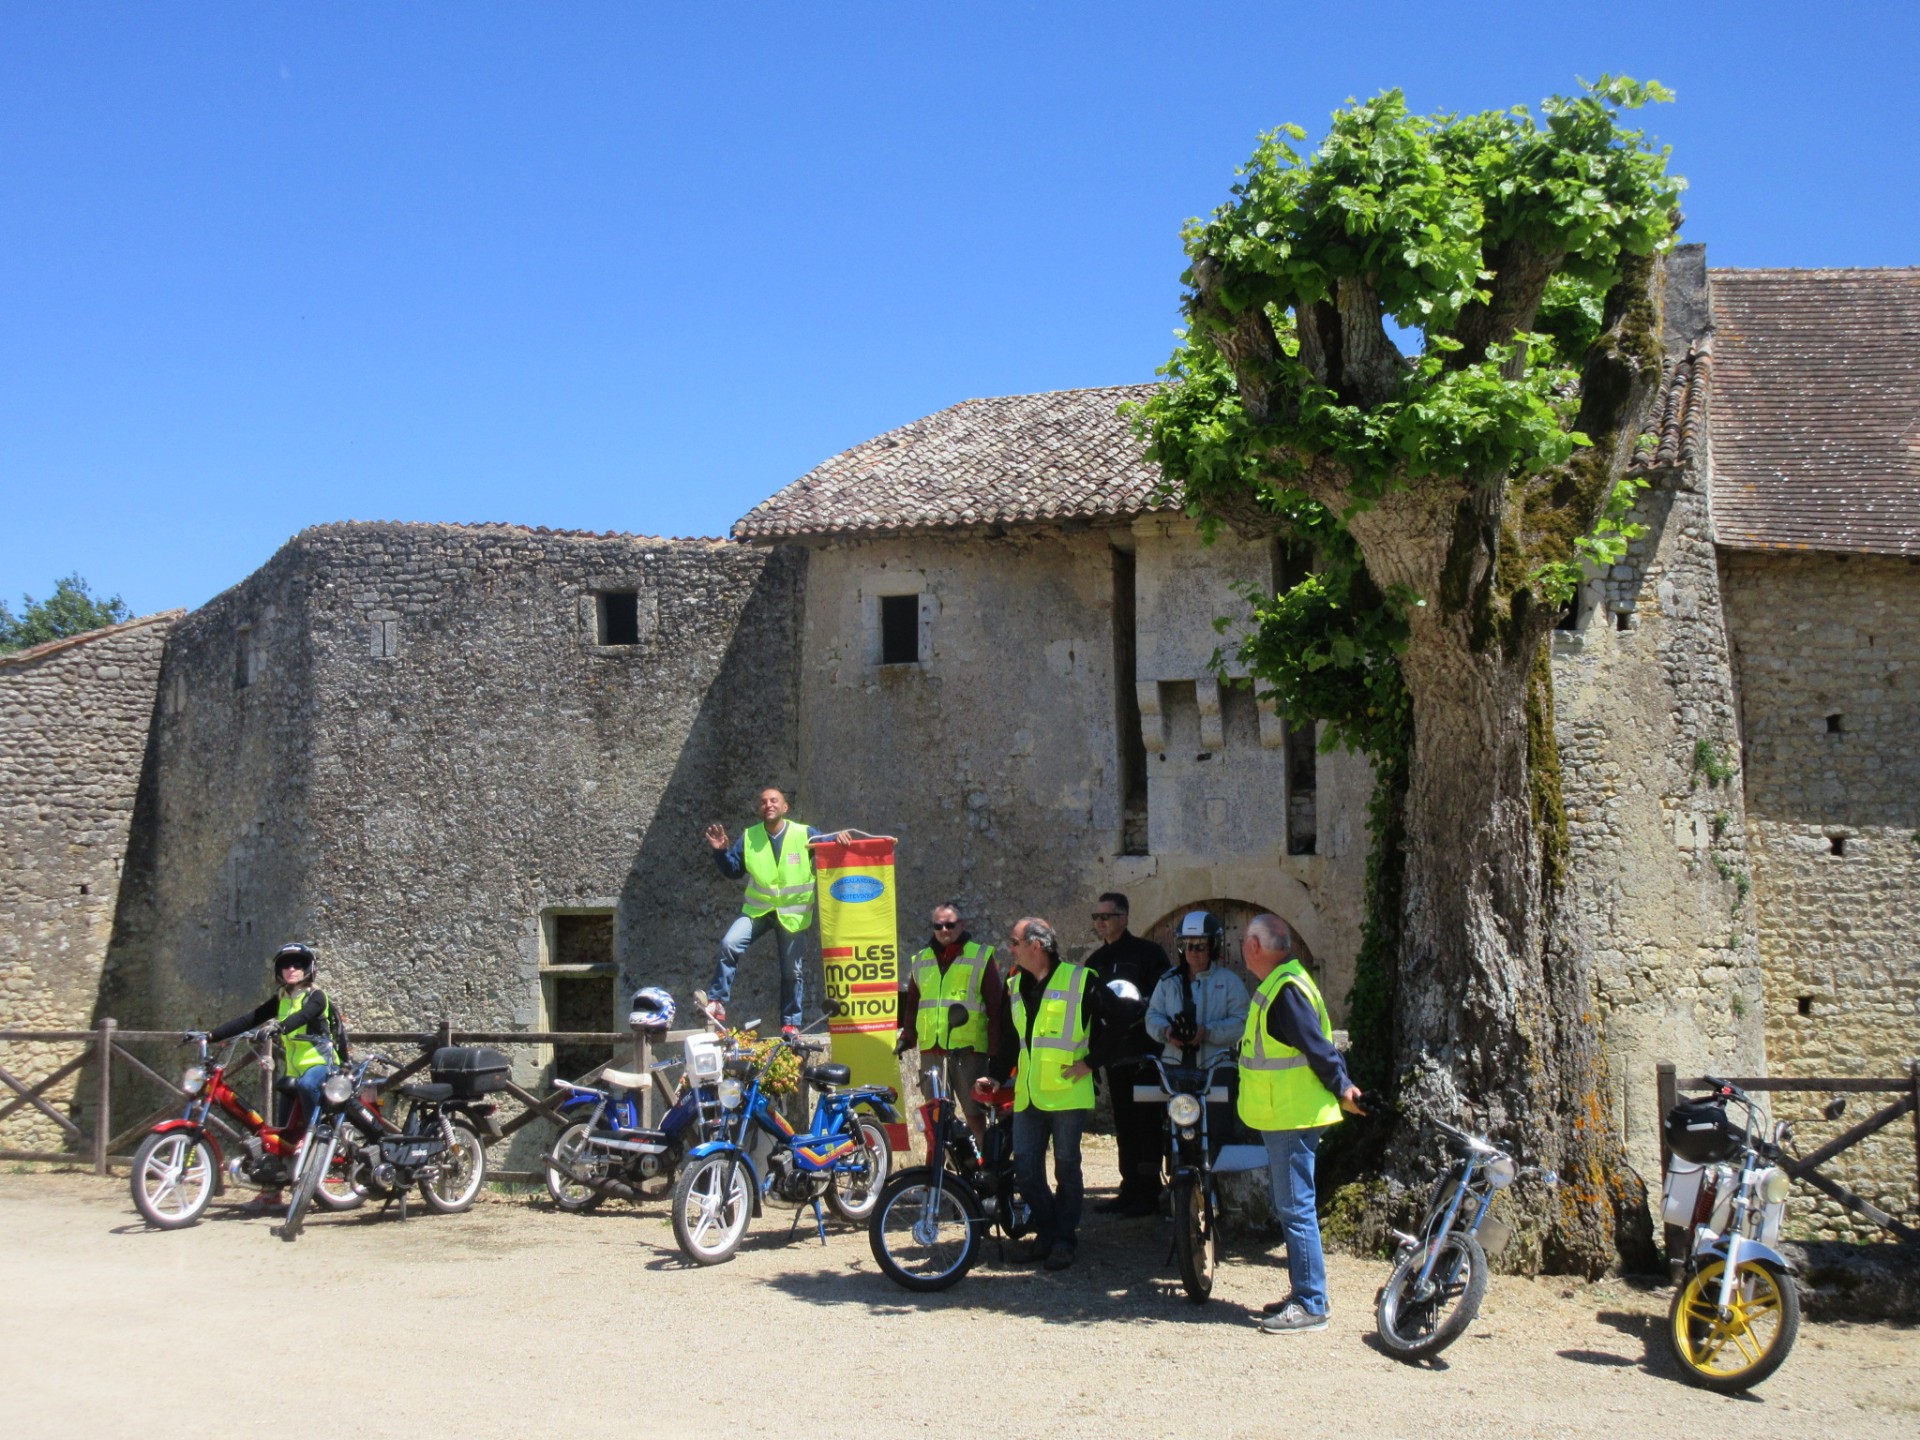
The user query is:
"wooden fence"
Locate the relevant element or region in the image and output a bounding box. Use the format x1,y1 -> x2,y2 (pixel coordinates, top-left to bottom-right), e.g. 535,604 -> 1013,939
0,1019 -> 698,1183
1656,1061 -> 1920,1245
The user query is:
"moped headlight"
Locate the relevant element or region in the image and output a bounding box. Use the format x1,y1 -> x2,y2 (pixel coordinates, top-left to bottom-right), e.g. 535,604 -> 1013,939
180,1064 -> 207,1095
321,1072 -> 354,1106
718,1078 -> 743,1110
1167,1093 -> 1203,1128
1486,1156 -> 1517,1189
1760,1167 -> 1791,1205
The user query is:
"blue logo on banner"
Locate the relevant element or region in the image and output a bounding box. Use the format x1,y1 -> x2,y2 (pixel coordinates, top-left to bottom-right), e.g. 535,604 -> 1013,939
830,875 -> 887,904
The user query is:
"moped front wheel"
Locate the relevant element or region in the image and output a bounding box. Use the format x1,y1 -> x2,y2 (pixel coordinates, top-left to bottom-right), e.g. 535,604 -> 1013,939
1170,1173 -> 1216,1303
279,1124 -> 339,1242
827,1116 -> 893,1223
420,1121 -> 487,1214
869,1168 -> 982,1292
672,1153 -> 752,1265
1375,1231 -> 1488,1359
545,1122 -> 607,1213
1668,1257 -> 1799,1392
131,1130 -> 217,1229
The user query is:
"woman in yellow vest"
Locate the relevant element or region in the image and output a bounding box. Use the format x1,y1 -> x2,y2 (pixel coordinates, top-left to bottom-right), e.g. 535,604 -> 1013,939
987,916 -> 1143,1271
704,786 -> 848,1034
1238,914 -> 1365,1334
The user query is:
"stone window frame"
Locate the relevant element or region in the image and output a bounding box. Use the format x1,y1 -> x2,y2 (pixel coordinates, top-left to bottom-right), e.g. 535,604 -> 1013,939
535,901 -> 621,1070
579,582 -> 660,654
860,574 -> 937,671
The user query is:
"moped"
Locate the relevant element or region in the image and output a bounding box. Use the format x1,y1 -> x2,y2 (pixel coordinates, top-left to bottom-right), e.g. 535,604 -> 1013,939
1661,1077 -> 1802,1392
1133,1050 -> 1238,1302
545,1038 -> 723,1210
669,1008 -> 896,1264
868,1062 -> 1027,1291
130,1026 -> 362,1228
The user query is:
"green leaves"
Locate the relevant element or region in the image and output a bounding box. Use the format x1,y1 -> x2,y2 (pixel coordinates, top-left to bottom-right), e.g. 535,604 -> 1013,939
0,574 -> 131,654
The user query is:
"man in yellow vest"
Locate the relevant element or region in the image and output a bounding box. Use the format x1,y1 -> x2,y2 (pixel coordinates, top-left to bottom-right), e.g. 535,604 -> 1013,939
895,901 -> 1005,1145
1239,913 -> 1364,1334
987,916 -> 1141,1271
704,785 -> 834,1035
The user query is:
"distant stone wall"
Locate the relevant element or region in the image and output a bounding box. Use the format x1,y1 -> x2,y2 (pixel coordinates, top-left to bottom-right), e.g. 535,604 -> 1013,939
0,612 -> 178,1146
101,523 -> 803,1049
1724,549 -> 1920,1240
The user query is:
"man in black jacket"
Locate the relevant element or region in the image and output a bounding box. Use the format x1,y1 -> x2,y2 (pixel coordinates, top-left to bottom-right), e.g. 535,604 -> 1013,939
1086,892 -> 1169,1217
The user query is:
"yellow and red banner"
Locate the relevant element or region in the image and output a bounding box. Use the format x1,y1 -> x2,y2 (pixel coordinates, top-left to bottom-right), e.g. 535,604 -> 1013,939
812,835 -> 905,1150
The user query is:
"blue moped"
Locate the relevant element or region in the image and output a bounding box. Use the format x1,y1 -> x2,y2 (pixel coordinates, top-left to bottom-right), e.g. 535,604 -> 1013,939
669,1006 -> 897,1265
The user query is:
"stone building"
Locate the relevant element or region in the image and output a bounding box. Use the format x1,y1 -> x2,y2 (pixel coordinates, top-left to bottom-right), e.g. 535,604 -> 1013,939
0,610 -> 180,1146
2,252 -> 1914,1238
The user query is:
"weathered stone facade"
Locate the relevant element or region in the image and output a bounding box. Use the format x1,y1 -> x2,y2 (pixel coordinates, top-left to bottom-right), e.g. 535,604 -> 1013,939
99,523 -> 804,1045
1,611 -> 180,1145
1724,550 -> 1920,1237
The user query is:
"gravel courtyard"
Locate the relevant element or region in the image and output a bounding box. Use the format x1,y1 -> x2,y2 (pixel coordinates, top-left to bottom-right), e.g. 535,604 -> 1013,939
3,1160 -> 1914,1440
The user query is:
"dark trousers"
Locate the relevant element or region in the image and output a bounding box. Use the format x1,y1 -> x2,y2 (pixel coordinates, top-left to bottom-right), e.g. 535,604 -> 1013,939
1012,1105 -> 1088,1251
1108,1063 -> 1163,1199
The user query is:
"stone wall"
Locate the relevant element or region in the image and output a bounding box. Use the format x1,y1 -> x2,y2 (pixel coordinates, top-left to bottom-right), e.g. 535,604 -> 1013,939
1551,247 -> 1766,1190
1723,549 -> 1920,1239
100,523 -> 803,1048
0,611 -> 178,1147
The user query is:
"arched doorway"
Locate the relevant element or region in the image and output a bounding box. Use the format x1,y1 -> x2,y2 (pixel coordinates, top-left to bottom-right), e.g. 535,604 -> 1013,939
1143,898 -> 1320,992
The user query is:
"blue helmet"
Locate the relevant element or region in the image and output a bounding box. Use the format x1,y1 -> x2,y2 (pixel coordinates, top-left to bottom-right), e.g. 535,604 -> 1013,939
629,987 -> 675,1030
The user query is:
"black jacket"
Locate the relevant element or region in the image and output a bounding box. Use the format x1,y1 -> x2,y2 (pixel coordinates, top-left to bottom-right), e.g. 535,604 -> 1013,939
1086,931 -> 1169,1070
987,958 -> 1145,1083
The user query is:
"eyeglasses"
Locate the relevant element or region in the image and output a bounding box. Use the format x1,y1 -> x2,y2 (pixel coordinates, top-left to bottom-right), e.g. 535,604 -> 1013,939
1091,911 -> 1124,922
931,920 -> 960,930
1181,940 -> 1210,952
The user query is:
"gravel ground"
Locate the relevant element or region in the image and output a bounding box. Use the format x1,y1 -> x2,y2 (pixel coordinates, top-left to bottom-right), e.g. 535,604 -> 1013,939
4,1152 -> 1915,1440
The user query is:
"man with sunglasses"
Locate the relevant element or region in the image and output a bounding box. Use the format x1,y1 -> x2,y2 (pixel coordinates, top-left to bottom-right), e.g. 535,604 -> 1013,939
1087,891 -> 1170,1218
896,901 -> 1004,1144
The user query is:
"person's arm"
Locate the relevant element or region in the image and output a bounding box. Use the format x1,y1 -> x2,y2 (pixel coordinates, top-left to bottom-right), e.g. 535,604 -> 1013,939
895,974 -> 920,1055
1268,985 -> 1352,1098
980,958 -> 1007,1060
1209,972 -> 1250,1044
711,831 -> 746,880
281,989 -> 328,1035
207,997 -> 277,1043
1144,974 -> 1178,1045
987,987 -> 1018,1084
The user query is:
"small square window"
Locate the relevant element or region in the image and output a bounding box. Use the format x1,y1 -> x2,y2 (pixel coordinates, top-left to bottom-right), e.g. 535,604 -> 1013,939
597,591 -> 640,646
1825,713 -> 1844,734
1828,834 -> 1846,856
880,593 -> 920,665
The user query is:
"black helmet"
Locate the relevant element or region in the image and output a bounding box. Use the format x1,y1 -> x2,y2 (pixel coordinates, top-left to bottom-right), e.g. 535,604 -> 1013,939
1176,910 -> 1223,962
272,943 -> 316,982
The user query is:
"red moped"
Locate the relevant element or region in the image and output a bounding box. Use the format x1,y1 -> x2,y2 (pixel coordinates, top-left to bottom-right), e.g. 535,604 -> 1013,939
129,1026 -> 365,1228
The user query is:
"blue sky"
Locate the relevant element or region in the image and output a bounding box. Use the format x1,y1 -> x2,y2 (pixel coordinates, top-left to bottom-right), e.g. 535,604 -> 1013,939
3,2 -> 1915,616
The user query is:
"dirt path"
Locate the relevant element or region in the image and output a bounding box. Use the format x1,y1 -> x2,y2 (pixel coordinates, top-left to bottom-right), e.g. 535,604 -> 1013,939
3,1164 -> 1914,1439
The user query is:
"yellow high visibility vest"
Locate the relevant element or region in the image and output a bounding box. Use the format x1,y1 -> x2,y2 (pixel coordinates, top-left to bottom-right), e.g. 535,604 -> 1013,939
277,989 -> 336,1078
741,821 -> 815,933
1011,961 -> 1094,1112
909,942 -> 994,1052
1238,961 -> 1342,1132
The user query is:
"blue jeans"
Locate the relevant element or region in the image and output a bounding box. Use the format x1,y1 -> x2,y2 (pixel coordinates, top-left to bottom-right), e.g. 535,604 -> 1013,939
710,911 -> 808,1029
1262,1126 -> 1330,1314
282,1064 -> 330,1131
1012,1105 -> 1088,1252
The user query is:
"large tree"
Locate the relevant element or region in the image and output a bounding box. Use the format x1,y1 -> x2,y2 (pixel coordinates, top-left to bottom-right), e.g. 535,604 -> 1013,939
1137,79 -> 1683,1274
0,574 -> 131,654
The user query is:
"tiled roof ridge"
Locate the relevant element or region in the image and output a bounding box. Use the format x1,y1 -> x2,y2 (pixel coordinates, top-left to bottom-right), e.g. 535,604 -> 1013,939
0,608 -> 187,668
1709,265 -> 1920,278
1628,343 -> 1710,475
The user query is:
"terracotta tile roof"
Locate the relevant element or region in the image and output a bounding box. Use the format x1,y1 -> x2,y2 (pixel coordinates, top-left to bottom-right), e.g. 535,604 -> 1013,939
1628,345 -> 1710,478
1710,268 -> 1920,556
732,384 -> 1169,540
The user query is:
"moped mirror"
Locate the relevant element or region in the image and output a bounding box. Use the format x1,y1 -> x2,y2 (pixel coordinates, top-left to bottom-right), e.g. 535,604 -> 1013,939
1821,1095 -> 1849,1121
947,1002 -> 971,1031
823,999 -> 845,1018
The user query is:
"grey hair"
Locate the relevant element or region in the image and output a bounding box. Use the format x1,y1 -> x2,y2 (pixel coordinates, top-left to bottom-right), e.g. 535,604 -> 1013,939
1017,916 -> 1060,962
1245,913 -> 1294,955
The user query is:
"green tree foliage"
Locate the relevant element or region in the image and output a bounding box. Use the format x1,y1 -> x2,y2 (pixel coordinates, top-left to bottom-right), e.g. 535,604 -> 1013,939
0,575 -> 132,654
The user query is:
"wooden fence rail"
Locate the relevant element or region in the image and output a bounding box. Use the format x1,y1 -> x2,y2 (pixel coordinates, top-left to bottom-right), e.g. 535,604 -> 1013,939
1656,1061 -> 1920,1245
0,1019 -> 700,1183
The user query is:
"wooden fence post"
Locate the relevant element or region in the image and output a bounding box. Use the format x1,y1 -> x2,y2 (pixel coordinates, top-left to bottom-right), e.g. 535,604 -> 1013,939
1655,1061 -> 1677,1176
435,1019 -> 453,1056
93,1019 -> 115,1174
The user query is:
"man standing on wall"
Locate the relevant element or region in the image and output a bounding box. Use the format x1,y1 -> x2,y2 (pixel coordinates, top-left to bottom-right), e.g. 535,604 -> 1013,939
1087,892 -> 1169,1217
896,901 -> 1004,1145
1238,913 -> 1365,1334
704,785 -> 837,1036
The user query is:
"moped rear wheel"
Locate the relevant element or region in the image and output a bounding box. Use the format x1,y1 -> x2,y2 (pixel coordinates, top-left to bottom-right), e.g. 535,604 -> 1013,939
545,1121 -> 607,1213
1170,1173 -> 1216,1303
827,1116 -> 893,1223
420,1121 -> 487,1214
1668,1257 -> 1799,1392
1376,1231 -> 1488,1359
869,1168 -> 982,1292
131,1131 -> 217,1229
672,1153 -> 752,1264
316,1135 -> 367,1212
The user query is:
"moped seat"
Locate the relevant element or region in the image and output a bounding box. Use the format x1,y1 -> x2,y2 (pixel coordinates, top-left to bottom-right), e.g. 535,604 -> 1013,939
273,1077 -> 300,1095
600,1067 -> 651,1091
400,1082 -> 454,1102
804,1062 -> 851,1087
